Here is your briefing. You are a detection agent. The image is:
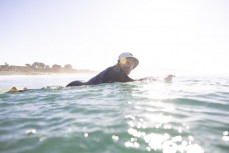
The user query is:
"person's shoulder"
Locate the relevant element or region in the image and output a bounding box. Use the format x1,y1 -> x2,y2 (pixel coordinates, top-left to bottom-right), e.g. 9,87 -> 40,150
102,65 -> 117,73
107,65 -> 117,70
108,65 -> 123,74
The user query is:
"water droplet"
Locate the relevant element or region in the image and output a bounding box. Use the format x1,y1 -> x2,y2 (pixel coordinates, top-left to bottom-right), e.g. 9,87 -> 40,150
146,146 -> 151,151
137,122 -> 142,128
125,141 -> 132,148
223,131 -> 228,135
172,135 -> 182,142
182,140 -> 188,146
25,129 -> 36,135
135,106 -> 141,109
112,135 -> 119,141
133,141 -> 140,148
127,121 -> 135,127
130,137 -> 137,142
189,135 -> 194,141
222,136 -> 229,141
155,124 -> 161,128
84,133 -> 88,137
178,127 -> 182,133
125,115 -> 135,120
39,136 -> 46,142
163,124 -> 172,129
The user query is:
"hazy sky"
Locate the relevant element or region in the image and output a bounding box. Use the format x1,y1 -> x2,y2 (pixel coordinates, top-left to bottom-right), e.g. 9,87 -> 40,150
1,0 -> 229,75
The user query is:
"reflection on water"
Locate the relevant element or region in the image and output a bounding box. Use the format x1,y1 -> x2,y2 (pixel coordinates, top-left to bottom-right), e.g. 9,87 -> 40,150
1,75 -> 229,153
222,131 -> 229,141
123,82 -> 204,153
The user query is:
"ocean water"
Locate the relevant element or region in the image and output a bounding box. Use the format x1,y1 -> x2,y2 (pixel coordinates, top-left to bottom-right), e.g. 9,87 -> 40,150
0,74 -> 229,153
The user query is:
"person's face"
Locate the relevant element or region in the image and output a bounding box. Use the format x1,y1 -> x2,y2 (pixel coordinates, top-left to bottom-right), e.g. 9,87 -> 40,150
119,58 -> 135,75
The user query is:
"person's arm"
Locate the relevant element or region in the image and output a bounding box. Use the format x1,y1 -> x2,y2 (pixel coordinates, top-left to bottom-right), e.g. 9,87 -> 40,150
66,80 -> 85,87
105,66 -> 134,83
137,77 -> 158,81
137,75 -> 175,83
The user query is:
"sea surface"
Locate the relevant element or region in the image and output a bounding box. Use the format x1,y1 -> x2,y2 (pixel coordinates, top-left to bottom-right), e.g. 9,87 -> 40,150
0,74 -> 229,153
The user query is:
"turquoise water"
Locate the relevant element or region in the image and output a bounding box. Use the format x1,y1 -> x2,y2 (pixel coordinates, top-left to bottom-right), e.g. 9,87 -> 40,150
0,75 -> 229,153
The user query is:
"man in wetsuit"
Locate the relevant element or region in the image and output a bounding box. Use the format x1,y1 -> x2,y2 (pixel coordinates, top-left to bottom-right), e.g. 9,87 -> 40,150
66,52 -> 139,87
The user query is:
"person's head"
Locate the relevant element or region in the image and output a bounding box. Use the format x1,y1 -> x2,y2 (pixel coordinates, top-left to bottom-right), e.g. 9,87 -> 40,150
12,87 -> 17,90
9,87 -> 18,92
117,52 -> 139,75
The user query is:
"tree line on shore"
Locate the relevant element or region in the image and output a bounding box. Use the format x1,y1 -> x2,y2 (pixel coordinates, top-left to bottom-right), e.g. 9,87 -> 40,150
0,62 -> 78,73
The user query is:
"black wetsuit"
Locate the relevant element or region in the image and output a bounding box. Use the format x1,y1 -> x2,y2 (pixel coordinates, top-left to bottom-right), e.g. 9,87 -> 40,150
66,65 -> 134,87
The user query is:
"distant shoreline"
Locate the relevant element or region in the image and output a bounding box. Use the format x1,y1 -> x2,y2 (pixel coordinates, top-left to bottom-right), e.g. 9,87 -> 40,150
0,62 -> 97,76
0,70 -> 97,76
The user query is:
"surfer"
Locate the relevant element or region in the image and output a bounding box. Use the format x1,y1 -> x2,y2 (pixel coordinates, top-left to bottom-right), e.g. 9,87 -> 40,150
67,52 -> 138,86
67,52 -> 175,87
4,52 -> 174,91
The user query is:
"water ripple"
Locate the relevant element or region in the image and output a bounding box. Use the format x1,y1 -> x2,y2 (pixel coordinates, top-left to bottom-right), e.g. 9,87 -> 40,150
0,76 -> 229,153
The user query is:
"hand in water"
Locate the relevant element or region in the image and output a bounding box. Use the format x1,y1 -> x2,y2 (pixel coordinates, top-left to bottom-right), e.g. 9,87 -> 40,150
164,75 -> 175,83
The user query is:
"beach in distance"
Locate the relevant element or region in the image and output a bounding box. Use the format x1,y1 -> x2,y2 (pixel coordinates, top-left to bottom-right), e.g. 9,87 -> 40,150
0,62 -> 97,77
0,70 -> 96,76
